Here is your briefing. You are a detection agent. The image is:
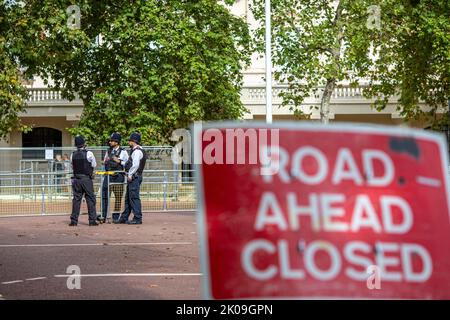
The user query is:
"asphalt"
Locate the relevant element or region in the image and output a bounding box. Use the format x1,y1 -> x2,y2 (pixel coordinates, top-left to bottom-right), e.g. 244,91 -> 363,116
0,212 -> 201,300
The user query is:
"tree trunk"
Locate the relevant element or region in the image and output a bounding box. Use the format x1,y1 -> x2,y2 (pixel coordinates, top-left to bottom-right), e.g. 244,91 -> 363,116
320,0 -> 344,124
320,78 -> 336,124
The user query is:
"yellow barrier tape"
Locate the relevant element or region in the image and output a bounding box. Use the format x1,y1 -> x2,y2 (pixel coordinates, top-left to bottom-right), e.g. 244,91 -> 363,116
95,171 -> 123,175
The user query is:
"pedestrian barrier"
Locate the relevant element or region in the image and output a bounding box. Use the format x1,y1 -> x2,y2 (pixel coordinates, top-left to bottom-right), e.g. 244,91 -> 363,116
0,146 -> 196,217
0,171 -> 196,216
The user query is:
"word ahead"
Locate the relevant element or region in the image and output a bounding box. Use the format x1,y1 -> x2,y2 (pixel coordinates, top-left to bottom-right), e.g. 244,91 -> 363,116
196,123 -> 450,299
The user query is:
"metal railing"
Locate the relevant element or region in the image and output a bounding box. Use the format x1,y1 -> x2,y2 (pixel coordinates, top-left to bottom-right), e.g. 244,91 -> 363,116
240,84 -> 374,104
0,146 -> 196,216
25,85 -> 374,106
0,169 -> 196,217
27,84 -> 374,104
0,146 -> 175,174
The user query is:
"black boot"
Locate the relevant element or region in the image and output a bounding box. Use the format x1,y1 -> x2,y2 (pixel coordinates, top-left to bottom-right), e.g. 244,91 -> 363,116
97,215 -> 106,223
126,220 -> 142,225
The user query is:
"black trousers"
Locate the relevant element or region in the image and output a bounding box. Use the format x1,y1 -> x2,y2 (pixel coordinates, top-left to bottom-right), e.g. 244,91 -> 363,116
120,176 -> 143,222
71,175 -> 97,223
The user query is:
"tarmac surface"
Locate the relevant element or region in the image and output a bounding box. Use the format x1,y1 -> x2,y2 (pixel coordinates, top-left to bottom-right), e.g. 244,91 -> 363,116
0,212 -> 201,300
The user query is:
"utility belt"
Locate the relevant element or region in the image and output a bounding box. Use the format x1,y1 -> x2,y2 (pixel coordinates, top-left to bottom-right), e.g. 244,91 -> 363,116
73,174 -> 93,179
128,172 -> 143,181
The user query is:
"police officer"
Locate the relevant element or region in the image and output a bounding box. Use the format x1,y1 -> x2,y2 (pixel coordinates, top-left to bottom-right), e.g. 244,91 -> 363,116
69,136 -> 98,226
114,132 -> 147,225
98,132 -> 129,222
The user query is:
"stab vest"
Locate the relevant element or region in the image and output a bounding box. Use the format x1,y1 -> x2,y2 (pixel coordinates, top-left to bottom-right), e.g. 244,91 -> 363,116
72,148 -> 93,176
125,147 -> 147,176
105,147 -> 124,172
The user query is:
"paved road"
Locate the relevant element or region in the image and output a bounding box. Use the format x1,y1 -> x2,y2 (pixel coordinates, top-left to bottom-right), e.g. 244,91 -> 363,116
0,212 -> 201,299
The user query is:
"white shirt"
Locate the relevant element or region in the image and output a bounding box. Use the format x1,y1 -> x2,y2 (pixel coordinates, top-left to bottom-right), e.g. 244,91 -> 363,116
70,149 -> 97,168
128,146 -> 143,178
104,146 -> 129,167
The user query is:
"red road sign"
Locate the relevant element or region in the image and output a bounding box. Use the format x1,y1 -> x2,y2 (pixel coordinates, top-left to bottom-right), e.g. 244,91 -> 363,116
196,123 -> 450,299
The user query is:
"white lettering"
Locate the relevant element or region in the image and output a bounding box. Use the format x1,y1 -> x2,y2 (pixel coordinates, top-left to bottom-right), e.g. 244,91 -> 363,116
304,241 -> 341,281
381,196 -> 413,234
351,195 -> 382,233
321,193 -> 348,232
332,148 -> 363,185
362,150 -> 394,187
241,240 -> 277,280
255,193 -> 288,231
291,147 -> 328,185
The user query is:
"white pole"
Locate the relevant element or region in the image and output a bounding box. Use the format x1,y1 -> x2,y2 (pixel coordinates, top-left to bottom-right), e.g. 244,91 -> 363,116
265,0 -> 272,124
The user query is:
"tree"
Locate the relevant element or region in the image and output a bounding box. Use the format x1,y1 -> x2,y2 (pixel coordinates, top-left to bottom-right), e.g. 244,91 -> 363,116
4,0 -> 250,144
366,0 -> 450,127
0,1 -> 30,140
251,0 -> 450,126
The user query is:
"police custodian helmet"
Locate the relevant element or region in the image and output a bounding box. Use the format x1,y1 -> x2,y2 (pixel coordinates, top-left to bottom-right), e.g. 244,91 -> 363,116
74,135 -> 85,147
110,132 -> 122,143
129,132 -> 141,145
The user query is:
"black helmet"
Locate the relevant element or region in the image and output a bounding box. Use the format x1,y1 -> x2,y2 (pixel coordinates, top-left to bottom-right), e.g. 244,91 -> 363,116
110,132 -> 122,143
129,132 -> 141,145
74,135 -> 85,147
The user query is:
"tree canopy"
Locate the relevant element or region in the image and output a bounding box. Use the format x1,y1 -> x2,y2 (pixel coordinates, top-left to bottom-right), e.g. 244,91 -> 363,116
0,1 -> 30,138
1,0 -> 251,144
367,0 -> 450,125
251,0 -> 449,126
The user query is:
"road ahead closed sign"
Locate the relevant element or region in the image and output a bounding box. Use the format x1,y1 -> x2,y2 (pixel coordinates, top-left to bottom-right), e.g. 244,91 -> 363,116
195,123 -> 450,299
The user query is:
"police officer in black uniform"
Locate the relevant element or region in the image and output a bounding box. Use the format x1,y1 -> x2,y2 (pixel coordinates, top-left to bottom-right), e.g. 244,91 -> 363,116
69,136 -> 98,226
114,132 -> 147,225
98,132 -> 129,222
